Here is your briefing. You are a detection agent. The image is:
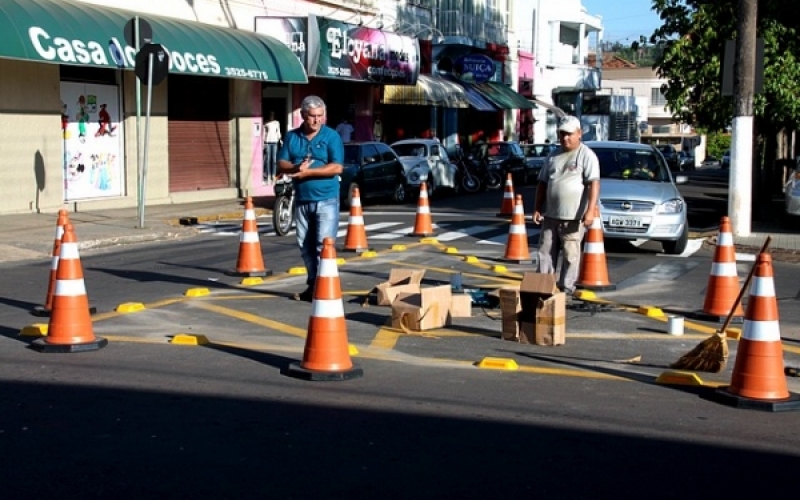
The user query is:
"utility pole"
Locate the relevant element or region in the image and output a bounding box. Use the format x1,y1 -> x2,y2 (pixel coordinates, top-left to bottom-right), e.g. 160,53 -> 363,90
729,0 -> 757,236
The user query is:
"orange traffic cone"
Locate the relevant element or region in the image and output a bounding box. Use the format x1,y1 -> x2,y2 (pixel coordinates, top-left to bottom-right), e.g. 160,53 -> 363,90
410,182 -> 435,237
228,197 -> 271,277
342,187 -> 371,253
285,237 -> 363,381
502,194 -> 532,263
713,252 -> 800,411
576,206 -> 616,291
496,173 -> 515,217
700,216 -> 743,321
32,209 -> 69,317
31,224 -> 107,353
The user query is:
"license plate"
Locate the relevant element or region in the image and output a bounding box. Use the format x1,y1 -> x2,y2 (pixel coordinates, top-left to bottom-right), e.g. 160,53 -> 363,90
609,216 -> 642,228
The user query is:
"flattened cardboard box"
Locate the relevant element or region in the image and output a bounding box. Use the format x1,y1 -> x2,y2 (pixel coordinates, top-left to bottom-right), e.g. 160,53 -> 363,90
500,273 -> 566,346
375,269 -> 426,306
391,285 -> 452,331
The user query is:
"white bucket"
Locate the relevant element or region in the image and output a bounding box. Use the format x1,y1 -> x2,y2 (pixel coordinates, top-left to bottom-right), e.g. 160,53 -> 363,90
667,315 -> 684,336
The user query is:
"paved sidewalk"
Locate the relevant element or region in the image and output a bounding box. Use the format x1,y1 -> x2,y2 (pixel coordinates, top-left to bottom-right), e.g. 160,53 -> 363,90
0,198 -> 797,264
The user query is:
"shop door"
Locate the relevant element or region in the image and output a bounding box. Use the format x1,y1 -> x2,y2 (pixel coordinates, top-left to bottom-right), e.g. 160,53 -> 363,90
168,75 -> 230,192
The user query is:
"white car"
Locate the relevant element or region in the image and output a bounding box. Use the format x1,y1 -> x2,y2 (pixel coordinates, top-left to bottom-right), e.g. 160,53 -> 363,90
390,139 -> 458,197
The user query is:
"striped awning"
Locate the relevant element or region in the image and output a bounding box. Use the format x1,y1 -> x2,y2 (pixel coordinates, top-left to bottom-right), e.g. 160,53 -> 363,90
382,74 -> 471,108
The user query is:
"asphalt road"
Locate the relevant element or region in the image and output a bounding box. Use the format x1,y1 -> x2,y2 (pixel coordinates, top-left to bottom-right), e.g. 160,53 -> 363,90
2,175 -> 800,499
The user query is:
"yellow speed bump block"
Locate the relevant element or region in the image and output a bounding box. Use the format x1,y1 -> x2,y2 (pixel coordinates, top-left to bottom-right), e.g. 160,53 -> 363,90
391,244 -> 407,251
288,266 -> 307,275
360,251 -> 378,258
348,344 -> 359,356
171,334 -> 210,346
637,305 -> 664,317
240,277 -> 264,286
492,264 -> 508,273
20,324 -> 48,337
420,237 -> 438,244
476,357 -> 519,371
116,302 -> 145,313
445,247 -> 459,254
463,255 -> 479,263
185,288 -> 211,297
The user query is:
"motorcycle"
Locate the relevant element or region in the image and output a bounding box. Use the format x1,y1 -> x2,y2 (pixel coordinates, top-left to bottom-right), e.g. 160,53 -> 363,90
272,175 -> 295,236
452,146 -> 482,194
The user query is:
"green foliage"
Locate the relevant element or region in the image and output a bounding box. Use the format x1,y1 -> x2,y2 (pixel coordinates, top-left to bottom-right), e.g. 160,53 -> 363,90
703,131 -> 731,159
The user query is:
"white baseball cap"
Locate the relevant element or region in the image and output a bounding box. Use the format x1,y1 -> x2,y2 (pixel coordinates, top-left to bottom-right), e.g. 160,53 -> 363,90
557,116 -> 581,134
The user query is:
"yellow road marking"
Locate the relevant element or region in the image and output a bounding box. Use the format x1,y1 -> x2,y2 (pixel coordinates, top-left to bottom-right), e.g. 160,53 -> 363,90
193,302 -> 307,337
516,365 -> 629,380
91,298 -> 185,322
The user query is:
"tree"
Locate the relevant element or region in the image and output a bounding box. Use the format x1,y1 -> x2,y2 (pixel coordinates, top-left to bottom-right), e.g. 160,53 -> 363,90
650,0 -> 800,206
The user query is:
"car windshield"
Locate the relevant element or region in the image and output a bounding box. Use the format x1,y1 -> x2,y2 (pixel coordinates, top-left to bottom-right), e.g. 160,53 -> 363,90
343,145 -> 360,165
392,144 -> 427,157
487,144 -> 510,157
593,148 -> 670,182
524,145 -> 553,157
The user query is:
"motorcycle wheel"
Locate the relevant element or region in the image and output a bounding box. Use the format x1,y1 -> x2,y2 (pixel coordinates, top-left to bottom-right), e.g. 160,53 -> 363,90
272,194 -> 294,236
484,171 -> 502,190
461,172 -> 481,193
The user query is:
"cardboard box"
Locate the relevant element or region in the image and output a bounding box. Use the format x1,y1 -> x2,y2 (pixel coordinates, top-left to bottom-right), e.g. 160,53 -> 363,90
391,285 -> 452,332
375,269 -> 426,306
499,273 -> 566,346
449,293 -> 472,318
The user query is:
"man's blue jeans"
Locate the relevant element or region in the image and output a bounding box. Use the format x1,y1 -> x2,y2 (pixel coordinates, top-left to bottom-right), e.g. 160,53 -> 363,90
263,142 -> 278,180
295,197 -> 340,288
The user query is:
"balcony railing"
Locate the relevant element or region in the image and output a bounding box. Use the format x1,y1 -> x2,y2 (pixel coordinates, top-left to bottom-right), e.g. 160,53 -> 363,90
437,11 -> 506,45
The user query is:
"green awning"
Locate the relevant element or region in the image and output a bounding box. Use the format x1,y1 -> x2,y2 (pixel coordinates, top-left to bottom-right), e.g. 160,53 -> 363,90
470,82 -> 536,110
0,0 -> 307,83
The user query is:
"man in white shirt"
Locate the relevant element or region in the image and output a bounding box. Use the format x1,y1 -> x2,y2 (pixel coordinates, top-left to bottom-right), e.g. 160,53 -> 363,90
335,119 -> 354,143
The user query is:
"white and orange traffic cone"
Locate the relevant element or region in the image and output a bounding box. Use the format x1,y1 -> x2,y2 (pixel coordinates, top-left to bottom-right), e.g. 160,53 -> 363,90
496,173 -> 515,217
31,224 -> 107,353
700,216 -> 743,321
228,197 -> 271,277
501,194 -> 532,264
713,252 -> 800,411
410,182 -> 435,237
576,205 -> 615,291
284,237 -> 363,381
32,209 -> 69,317
342,187 -> 371,253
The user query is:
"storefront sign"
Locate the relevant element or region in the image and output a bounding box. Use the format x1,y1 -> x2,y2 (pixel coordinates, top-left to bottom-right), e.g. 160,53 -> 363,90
309,16 -> 419,85
60,82 -> 124,201
253,17 -> 310,69
453,54 -> 496,83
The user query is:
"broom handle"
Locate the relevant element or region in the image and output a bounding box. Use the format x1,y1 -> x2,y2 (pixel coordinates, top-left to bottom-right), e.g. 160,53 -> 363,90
719,235 -> 772,334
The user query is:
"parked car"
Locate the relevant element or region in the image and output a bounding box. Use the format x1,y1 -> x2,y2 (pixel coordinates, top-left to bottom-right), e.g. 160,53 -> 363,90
721,150 -> 731,169
784,162 -> 800,220
654,144 -> 680,171
677,150 -> 695,171
470,141 -> 527,185
701,156 -> 721,168
339,142 -> 407,208
390,139 -> 458,198
521,143 -> 558,182
585,141 -> 690,255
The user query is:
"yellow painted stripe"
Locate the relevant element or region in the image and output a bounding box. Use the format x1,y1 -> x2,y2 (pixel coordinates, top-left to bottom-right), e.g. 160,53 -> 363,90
516,365 -> 629,380
194,302 -> 307,338
370,326 -> 401,349
91,298 -> 185,322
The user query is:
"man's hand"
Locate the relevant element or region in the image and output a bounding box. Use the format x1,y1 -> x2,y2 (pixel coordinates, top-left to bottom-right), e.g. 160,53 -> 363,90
289,157 -> 312,179
533,211 -> 544,225
582,210 -> 595,228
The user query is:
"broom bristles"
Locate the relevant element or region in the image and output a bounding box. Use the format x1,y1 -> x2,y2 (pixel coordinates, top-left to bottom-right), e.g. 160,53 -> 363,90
670,333 -> 729,373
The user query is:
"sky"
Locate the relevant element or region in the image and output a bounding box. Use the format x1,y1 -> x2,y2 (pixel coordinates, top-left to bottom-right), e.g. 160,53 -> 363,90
581,0 -> 664,44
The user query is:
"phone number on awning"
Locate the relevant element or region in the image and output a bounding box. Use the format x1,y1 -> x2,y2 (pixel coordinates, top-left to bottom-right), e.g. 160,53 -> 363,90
224,67 -> 269,80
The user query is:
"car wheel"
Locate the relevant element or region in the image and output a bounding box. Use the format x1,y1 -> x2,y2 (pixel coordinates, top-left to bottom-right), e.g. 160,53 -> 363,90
662,224 -> 689,255
425,177 -> 436,199
392,180 -> 407,204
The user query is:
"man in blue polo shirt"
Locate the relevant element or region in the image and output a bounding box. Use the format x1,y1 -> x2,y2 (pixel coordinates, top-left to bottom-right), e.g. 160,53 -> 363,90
277,95 -> 344,302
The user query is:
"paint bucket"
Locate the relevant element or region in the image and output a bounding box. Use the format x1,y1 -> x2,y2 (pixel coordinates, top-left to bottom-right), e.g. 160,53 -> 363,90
667,315 -> 684,336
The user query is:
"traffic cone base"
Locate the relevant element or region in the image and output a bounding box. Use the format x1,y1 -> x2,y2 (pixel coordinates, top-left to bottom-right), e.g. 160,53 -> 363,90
699,216 -> 743,320
30,336 -> 108,353
284,237 -> 363,382
501,194 -> 531,264
711,387 -> 800,412
575,206 -> 616,291
228,197 -> 271,277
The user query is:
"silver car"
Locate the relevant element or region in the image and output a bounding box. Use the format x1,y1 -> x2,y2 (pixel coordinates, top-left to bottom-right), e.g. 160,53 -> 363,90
390,139 -> 458,198
785,161 -> 800,219
585,141 -> 690,255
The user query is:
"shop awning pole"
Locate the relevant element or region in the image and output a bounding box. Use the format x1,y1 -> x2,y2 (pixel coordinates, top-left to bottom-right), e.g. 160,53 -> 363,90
135,16 -> 144,229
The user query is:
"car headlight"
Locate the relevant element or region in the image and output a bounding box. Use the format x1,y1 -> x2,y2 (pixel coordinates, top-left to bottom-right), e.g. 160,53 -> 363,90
409,168 -> 427,183
659,198 -> 685,214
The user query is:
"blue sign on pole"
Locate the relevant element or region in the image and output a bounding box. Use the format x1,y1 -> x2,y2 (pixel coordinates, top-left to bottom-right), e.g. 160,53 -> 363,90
453,54 -> 496,83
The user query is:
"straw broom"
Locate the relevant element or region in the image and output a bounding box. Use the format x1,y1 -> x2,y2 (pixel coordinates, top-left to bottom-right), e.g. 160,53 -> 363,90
671,235 -> 772,373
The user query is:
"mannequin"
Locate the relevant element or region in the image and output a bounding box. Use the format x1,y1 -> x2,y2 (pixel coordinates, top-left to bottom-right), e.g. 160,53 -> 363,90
372,116 -> 383,142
